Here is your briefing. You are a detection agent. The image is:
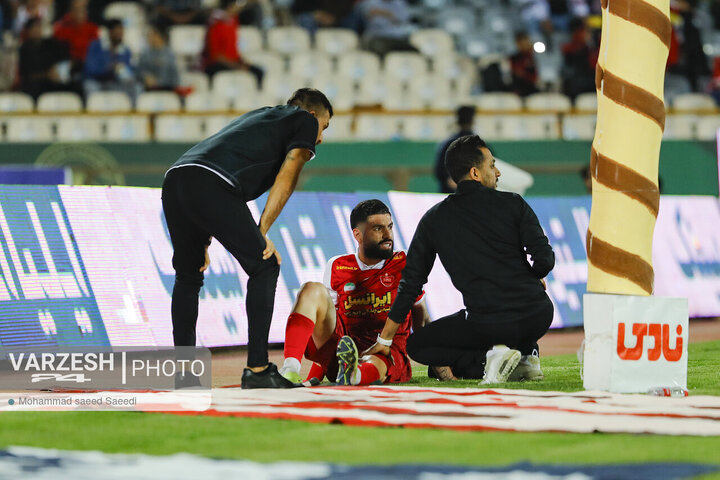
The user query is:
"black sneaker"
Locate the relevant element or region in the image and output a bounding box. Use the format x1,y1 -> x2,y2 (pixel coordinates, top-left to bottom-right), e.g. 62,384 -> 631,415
241,363 -> 301,389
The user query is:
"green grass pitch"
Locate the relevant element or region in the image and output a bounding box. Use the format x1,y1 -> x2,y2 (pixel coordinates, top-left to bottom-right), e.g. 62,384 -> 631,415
1,341 -> 718,473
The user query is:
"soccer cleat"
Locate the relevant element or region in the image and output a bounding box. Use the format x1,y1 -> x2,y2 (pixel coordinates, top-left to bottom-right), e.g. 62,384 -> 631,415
278,365 -> 304,384
508,350 -> 544,382
481,345 -> 521,384
335,335 -> 359,386
241,363 -> 301,389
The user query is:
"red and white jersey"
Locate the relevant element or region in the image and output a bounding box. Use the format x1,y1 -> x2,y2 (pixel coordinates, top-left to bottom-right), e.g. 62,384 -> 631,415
323,251 -> 424,353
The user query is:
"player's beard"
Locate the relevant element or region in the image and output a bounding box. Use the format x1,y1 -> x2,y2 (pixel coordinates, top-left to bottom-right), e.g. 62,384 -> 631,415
364,239 -> 394,261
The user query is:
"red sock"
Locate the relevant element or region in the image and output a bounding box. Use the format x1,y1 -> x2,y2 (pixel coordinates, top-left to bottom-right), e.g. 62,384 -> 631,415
357,362 -> 381,385
305,362 -> 325,382
283,312 -> 315,361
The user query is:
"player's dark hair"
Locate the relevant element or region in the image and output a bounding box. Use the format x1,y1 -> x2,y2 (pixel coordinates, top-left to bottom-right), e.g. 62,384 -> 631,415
106,18 -> 123,30
287,88 -> 334,117
350,199 -> 391,229
445,135 -> 489,183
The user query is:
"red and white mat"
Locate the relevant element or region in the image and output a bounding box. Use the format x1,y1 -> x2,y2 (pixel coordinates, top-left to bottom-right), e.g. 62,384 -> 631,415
182,386 -> 720,436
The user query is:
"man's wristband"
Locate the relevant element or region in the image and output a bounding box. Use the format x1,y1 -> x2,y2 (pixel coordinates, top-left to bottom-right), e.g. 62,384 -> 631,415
376,334 -> 392,347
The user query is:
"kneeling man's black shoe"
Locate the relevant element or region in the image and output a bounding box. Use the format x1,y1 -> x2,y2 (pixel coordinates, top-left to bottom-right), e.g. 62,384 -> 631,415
241,363 -> 300,389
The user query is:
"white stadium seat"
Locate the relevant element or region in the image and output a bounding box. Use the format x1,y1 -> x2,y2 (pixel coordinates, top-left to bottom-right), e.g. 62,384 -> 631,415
409,76 -> 453,110
525,93 -> 572,112
86,91 -> 132,112
180,71 -> 210,92
437,8 -> 477,38
211,70 -> 258,103
104,115 -> 151,141
238,25 -> 263,55
204,115 -> 234,136
56,117 -> 104,141
289,52 -> 334,82
122,26 -> 146,56
672,93 -> 717,112
409,29 -> 455,57
431,55 -> 476,97
694,115 -> 720,140
356,73 -> 388,106
315,29 -> 359,57
261,74 -> 309,106
245,51 -> 286,77
311,75 -> 356,111
663,114 -> 697,139
382,83 -> 425,111
184,92 -> 230,112
169,25 -> 206,57
575,92 -> 598,112
475,93 -> 523,112
354,114 -> 401,140
562,114 -> 596,140
37,92 -> 83,112
338,51 -> 381,83
267,26 -> 311,56
383,52 -> 429,84
5,116 -> 54,142
522,115 -> 560,139
104,2 -> 146,28
136,91 -> 181,112
155,115 -> 205,142
402,115 -> 454,140
0,93 -> 34,112
321,114 -> 354,141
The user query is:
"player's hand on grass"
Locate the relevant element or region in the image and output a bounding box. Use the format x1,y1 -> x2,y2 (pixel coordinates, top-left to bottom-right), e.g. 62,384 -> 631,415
362,342 -> 391,360
263,235 -> 282,264
199,245 -> 211,272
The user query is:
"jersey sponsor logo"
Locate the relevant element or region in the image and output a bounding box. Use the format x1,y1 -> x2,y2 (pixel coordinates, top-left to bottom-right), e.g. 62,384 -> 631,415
335,265 -> 358,271
343,282 -> 355,292
344,292 -> 392,310
380,273 -> 396,287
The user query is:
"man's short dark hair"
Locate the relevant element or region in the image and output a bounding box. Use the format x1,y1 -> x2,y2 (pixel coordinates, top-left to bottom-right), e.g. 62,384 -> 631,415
350,199 -> 391,229
445,135 -> 489,184
456,105 -> 475,127
106,18 -> 123,30
287,88 -> 334,117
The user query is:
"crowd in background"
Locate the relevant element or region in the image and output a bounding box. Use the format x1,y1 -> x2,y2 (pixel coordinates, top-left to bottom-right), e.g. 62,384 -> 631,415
0,0 -> 718,105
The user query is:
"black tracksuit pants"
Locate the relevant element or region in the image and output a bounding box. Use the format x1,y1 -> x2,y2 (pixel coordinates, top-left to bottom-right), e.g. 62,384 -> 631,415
407,297 -> 554,379
161,166 -> 280,367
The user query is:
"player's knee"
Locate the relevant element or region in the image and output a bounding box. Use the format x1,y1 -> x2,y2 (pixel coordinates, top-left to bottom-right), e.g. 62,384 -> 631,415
297,281 -> 327,304
175,271 -> 204,288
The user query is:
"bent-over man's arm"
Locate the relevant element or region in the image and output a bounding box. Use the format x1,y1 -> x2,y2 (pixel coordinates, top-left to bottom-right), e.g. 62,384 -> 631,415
518,197 -> 554,278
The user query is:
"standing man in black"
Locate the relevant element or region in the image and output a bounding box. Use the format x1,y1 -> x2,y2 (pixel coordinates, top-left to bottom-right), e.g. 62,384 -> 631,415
366,135 -> 554,383
434,105 -> 476,194
162,88 -> 332,389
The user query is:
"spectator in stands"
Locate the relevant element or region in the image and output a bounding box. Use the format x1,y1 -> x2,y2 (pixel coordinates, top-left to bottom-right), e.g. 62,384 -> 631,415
676,0 -> 708,92
293,0 -> 363,34
18,17 -> 76,98
137,23 -> 179,91
516,0 -> 553,40
360,0 -> 417,57
509,31 -> 539,97
152,0 -> 206,28
13,0 -> 51,35
83,19 -> 138,99
203,0 -> 263,86
434,105 -> 476,194
53,0 -> 98,79
561,17 -> 595,100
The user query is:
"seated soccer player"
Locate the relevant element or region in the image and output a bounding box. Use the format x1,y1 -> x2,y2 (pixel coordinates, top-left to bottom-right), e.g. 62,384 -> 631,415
279,199 -> 429,385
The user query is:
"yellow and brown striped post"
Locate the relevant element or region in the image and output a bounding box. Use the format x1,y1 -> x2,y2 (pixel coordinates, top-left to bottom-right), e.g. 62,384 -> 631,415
586,0 -> 670,296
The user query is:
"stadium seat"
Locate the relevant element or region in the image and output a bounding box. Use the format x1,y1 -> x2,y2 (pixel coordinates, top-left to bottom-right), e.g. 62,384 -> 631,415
5,116 -> 54,142
409,76 -> 453,110
56,117 -> 104,141
245,51 -> 286,77
462,33 -> 494,58
354,114 -> 401,140
672,93 -> 717,112
104,115 -> 151,141
315,29 -> 359,57
184,92 -> 230,112
383,52 -> 429,84
574,92 -> 597,112
238,25 -> 263,55
261,74 -> 309,106
169,25 -> 206,58
212,70 -> 258,103
289,52 -> 334,82
311,75 -> 355,111
663,114 -> 697,139
180,71 -> 210,92
562,114 -> 596,140
204,115 -> 234,136
321,114 -> 354,141
136,91 -> 182,112
103,2 -> 146,28
122,25 -> 146,56
86,91 -> 132,112
155,115 -> 205,142
525,93 -> 572,112
522,114 -> 561,139
267,26 -> 311,56
694,115 -> 720,140
382,84 -> 425,111
401,115 -> 454,140
356,73 -> 388,106
0,92 -> 34,112
338,51 -> 381,83
475,93 -> 523,112
431,55 -> 476,97
437,8 -> 477,39
409,29 -> 455,58
232,92 -> 272,111
36,92 -> 83,112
